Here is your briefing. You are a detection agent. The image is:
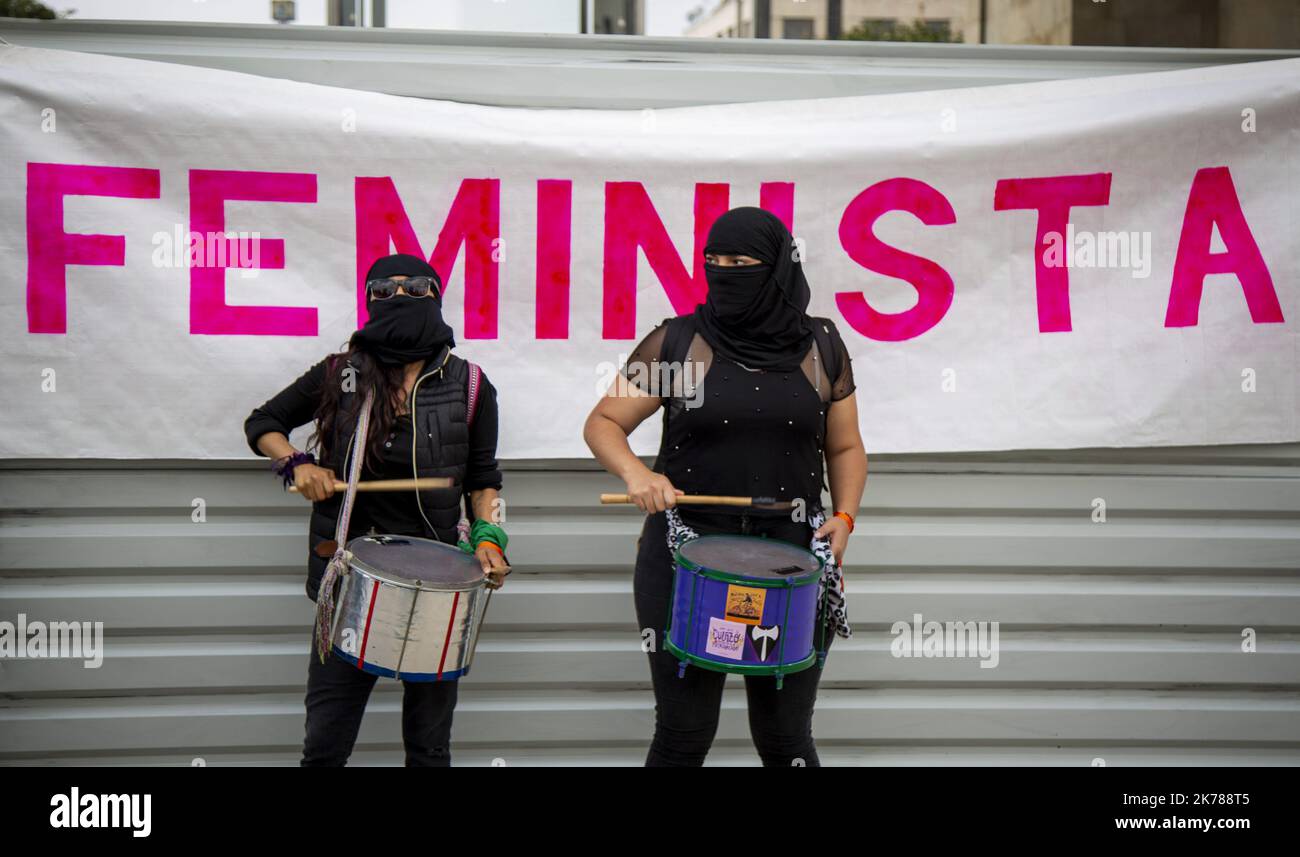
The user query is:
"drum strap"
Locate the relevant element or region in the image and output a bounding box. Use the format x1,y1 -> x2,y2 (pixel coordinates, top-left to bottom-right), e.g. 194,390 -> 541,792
314,387 -> 377,663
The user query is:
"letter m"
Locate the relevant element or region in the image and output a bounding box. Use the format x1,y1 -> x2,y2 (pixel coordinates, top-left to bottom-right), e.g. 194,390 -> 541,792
355,177 -> 500,338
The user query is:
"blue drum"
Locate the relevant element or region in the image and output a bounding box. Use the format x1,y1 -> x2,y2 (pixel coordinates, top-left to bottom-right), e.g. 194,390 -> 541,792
665,534 -> 825,688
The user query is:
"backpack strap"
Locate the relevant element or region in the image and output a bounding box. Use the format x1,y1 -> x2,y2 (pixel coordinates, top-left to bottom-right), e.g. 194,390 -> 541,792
809,318 -> 842,395
807,319 -> 843,500
465,361 -> 483,429
659,314 -> 697,371
651,315 -> 697,474
459,360 -> 484,524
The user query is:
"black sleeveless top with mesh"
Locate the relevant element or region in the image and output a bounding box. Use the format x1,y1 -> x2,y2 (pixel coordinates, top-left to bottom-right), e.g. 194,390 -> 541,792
621,316 -> 856,517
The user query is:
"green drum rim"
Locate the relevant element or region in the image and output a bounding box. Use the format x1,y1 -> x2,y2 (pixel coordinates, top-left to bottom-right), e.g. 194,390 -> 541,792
664,638 -> 817,676
673,533 -> 823,587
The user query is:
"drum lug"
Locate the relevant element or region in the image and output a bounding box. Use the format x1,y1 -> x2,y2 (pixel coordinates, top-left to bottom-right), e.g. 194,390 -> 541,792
676,660 -> 688,679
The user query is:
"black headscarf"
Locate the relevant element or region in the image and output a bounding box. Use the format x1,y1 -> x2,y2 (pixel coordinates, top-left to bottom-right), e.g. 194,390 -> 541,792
692,207 -> 813,370
350,253 -> 456,365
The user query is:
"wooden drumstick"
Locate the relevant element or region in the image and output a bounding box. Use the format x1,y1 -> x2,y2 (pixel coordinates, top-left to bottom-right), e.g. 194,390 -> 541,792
289,477 -> 454,494
599,493 -> 791,509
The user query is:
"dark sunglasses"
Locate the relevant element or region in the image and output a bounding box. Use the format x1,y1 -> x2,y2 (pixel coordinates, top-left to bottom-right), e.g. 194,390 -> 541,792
366,276 -> 440,300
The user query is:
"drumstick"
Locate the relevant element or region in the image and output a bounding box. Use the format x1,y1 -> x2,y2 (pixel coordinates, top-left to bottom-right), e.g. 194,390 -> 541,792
599,493 -> 792,509
289,477 -> 454,494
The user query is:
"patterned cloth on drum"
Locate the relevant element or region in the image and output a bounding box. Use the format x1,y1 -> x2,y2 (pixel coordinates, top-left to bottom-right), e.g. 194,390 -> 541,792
665,533 -> 825,689
329,535 -> 489,682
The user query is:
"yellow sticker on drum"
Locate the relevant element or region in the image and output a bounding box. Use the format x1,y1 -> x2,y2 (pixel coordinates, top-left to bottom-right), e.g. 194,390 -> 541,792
725,585 -> 766,625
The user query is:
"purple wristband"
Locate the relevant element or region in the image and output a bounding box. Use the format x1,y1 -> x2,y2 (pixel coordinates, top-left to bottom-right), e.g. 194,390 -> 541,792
273,451 -> 316,488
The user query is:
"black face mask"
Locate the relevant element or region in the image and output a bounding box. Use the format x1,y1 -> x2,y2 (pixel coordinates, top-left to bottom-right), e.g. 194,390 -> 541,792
350,294 -> 456,366
702,262 -> 773,321
693,207 -> 813,370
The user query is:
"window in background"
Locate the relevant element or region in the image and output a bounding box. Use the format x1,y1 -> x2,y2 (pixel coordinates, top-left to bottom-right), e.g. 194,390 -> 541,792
923,19 -> 952,40
860,18 -> 897,38
782,17 -> 814,39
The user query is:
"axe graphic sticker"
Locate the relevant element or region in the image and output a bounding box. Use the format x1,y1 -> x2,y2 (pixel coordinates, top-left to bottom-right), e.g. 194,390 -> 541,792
750,624 -> 780,662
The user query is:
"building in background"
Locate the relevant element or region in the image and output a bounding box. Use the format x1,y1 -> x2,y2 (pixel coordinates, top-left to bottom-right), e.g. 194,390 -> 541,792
686,0 -> 970,41
683,0 -> 1300,48
268,0 -> 648,35
583,0 -> 645,34
16,0 -> 1293,45
327,0 -> 380,27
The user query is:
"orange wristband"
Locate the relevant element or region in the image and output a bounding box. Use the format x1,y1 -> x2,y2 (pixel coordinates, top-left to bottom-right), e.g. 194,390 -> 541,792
477,541 -> 503,554
833,511 -> 855,533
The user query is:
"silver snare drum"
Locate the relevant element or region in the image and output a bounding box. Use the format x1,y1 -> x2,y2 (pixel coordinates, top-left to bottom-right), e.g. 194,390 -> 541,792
329,535 -> 489,681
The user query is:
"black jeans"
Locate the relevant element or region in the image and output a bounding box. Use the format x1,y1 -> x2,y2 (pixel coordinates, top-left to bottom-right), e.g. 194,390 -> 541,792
301,628 -> 459,767
633,509 -> 833,767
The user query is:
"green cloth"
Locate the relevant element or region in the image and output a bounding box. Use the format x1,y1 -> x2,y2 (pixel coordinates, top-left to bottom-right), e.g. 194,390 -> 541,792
458,519 -> 508,554
471,519 -> 508,552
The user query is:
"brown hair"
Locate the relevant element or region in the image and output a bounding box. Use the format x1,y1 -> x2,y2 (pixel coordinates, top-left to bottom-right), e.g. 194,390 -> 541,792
310,346 -> 409,473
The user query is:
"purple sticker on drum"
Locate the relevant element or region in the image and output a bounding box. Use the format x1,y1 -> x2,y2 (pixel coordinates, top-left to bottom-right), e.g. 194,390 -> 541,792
705,617 -> 746,660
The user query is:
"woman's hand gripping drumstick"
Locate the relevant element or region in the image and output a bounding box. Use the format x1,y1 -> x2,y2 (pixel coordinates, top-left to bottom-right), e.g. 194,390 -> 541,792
476,542 -> 510,590
620,470 -> 683,513
288,462 -> 341,502
470,488 -> 511,590
583,372 -> 683,513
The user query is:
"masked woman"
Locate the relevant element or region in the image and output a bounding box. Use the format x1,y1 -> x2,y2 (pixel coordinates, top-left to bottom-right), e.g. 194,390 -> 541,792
244,253 -> 509,767
584,207 -> 867,767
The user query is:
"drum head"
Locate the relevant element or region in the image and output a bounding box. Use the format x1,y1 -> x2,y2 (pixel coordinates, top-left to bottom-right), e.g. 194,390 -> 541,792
346,534 -> 484,589
677,534 -> 821,581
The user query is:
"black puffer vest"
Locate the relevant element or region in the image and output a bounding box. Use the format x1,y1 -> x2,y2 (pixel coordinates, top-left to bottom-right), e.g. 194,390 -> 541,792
305,351 -> 472,601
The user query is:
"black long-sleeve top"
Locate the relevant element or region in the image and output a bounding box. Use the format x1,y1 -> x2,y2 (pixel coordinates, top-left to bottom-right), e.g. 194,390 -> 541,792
244,356 -> 503,537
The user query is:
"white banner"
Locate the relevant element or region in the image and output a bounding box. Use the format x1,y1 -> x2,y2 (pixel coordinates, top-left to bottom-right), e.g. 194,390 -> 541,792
1,45 -> 1296,459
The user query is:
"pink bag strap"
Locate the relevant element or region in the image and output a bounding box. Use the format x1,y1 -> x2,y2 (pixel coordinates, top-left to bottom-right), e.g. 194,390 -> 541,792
466,361 -> 482,429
